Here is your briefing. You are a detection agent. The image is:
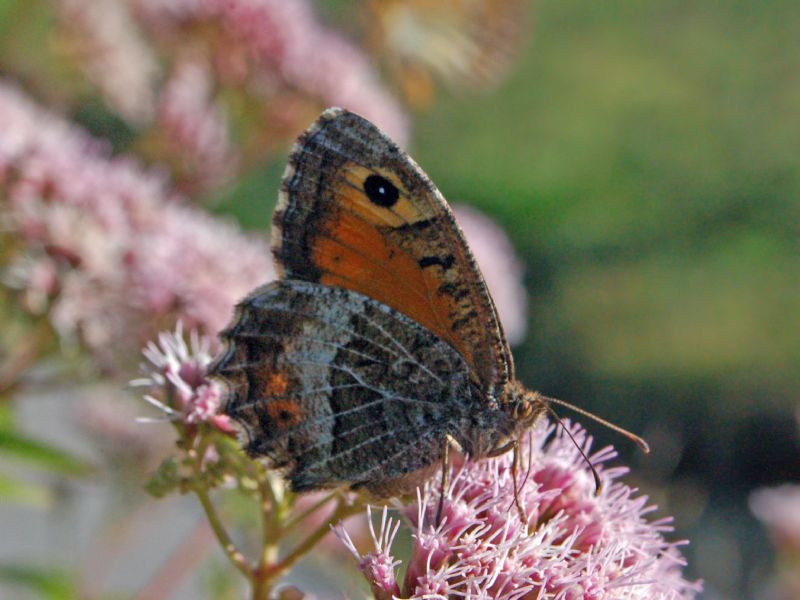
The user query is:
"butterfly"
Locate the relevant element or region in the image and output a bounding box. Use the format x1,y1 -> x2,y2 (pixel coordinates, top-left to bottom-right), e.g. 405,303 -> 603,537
209,108 -> 645,505
362,0 -> 527,107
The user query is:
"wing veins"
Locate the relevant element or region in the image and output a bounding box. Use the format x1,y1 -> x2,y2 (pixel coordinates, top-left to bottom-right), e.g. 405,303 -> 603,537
299,425 -> 416,473
228,383 -> 362,413
244,288 -> 447,386
226,329 -> 390,369
348,433 -> 439,484
243,302 -> 406,363
245,390 -> 443,451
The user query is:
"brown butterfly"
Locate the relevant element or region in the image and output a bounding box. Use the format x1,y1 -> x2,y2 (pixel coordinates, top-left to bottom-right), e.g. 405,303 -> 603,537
209,108 -> 647,514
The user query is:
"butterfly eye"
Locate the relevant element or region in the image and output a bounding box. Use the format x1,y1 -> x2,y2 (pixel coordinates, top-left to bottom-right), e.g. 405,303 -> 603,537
363,174 -> 399,208
514,401 -> 534,421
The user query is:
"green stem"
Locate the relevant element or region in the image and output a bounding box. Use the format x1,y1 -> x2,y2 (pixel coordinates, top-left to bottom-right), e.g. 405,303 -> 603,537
194,485 -> 252,579
189,436 -> 252,580
257,474 -> 281,580
282,491 -> 338,532
265,500 -> 363,583
260,472 -> 282,534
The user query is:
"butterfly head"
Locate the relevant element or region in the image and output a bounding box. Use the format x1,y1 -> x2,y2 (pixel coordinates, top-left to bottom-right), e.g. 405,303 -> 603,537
503,380 -> 548,433
465,381 -> 548,459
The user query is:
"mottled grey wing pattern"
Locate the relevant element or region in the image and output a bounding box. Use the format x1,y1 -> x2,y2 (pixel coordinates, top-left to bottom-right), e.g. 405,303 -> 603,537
208,280 -> 475,495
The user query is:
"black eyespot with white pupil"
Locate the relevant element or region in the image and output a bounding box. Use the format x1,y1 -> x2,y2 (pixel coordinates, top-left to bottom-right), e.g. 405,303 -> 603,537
364,174 -> 399,208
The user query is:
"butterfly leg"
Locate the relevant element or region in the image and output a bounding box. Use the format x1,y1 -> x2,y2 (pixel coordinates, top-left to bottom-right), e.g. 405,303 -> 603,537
435,434 -> 462,527
487,439 -> 529,525
510,442 -> 530,527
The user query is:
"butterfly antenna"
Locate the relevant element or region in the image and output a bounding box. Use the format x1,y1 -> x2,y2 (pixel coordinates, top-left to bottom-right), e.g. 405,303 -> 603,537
540,395 -> 650,454
542,402 -> 603,495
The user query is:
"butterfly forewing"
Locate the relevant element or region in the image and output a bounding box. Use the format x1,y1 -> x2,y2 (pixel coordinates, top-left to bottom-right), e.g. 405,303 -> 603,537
209,280 -> 475,495
272,108 -> 513,401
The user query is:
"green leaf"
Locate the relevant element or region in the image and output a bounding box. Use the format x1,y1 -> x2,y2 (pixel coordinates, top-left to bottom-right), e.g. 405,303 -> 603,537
0,426 -> 93,477
0,472 -> 52,507
144,456 -> 181,498
0,565 -> 76,600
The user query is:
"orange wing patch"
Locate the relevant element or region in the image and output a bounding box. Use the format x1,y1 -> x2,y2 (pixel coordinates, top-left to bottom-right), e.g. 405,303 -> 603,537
314,211 -> 462,357
266,400 -> 303,429
311,172 -> 472,369
264,372 -> 289,396
272,108 -> 513,399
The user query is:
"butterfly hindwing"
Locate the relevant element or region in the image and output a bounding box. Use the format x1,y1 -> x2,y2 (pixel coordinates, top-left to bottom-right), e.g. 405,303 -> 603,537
272,108 -> 513,401
209,280 -> 475,495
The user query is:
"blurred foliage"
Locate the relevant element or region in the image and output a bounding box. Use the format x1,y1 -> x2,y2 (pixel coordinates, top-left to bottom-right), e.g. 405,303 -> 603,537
0,565 -> 78,600
0,402 -> 93,507
412,0 -> 799,385
0,422 -> 92,478
0,251 -> 93,507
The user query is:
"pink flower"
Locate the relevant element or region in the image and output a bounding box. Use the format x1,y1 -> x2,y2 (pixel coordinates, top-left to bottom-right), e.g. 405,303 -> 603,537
155,60 -> 238,193
454,205 -> 528,346
750,485 -> 800,600
337,506 -> 402,600
0,80 -> 274,369
750,485 -> 800,551
54,0 -> 159,123
134,323 -> 233,433
336,420 -> 701,599
126,204 -> 273,340
132,0 -> 408,144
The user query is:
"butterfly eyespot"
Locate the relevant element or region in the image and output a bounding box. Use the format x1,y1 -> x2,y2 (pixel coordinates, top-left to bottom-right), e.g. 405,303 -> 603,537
267,400 -> 302,428
363,174 -> 399,208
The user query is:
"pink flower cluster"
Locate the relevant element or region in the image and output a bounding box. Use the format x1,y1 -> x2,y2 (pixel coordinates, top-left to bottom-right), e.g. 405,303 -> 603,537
134,323 -> 232,432
0,80 -> 273,368
751,484 -> 800,550
155,60 -> 238,193
337,421 -> 701,599
750,484 -> 800,599
132,0 -> 408,144
51,0 -> 408,195
55,0 -> 160,123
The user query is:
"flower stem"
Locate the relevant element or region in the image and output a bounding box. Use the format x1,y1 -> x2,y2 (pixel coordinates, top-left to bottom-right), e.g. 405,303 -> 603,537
249,499 -> 363,599
257,474 -> 281,584
194,485 -> 252,578
265,500 -> 363,583
283,491 -> 338,532
189,438 -> 251,580
0,318 -> 52,395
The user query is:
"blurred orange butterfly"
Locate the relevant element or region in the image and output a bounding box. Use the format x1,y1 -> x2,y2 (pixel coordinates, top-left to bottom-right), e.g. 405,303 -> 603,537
362,0 -> 527,107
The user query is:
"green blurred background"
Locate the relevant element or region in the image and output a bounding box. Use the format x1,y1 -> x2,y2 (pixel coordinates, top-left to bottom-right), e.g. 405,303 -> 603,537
230,2 -> 800,596
420,3 -> 800,596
